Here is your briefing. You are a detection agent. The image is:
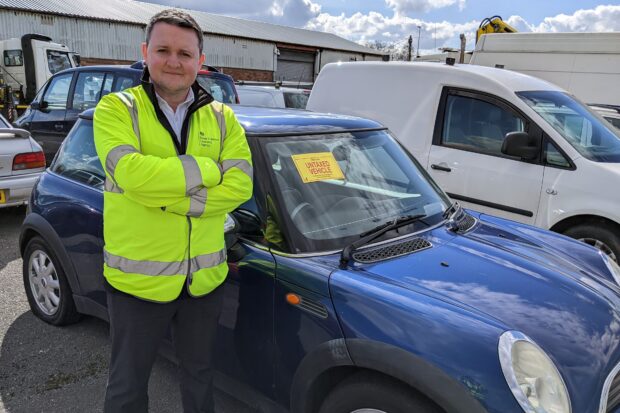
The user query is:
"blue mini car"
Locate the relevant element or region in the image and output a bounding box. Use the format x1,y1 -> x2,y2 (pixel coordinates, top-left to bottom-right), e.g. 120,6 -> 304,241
20,106 -> 620,413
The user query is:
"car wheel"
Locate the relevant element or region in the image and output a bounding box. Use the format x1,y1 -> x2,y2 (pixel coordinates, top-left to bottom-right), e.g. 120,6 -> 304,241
23,236 -> 80,325
563,224 -> 620,263
318,372 -> 442,413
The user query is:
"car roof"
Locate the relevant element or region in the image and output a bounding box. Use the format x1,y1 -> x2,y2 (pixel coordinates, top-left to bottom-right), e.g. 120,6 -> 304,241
54,65 -> 234,81
55,65 -> 139,76
79,105 -> 383,136
321,61 -> 561,94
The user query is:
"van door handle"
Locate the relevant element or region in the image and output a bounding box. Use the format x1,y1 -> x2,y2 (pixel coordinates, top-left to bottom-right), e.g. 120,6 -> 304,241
431,164 -> 451,172
54,123 -> 64,131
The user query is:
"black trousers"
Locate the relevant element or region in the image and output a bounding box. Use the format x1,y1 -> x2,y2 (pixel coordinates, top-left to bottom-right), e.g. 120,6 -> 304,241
103,285 -> 224,413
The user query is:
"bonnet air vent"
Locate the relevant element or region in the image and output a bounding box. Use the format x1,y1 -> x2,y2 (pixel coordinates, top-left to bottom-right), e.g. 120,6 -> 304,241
456,213 -> 477,233
352,238 -> 432,263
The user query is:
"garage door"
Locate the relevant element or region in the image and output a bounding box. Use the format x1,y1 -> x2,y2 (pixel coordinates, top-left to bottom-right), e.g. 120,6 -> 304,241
276,49 -> 315,83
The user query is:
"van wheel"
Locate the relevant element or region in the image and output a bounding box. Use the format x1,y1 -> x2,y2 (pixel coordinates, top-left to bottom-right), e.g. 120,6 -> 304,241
563,224 -> 620,263
23,236 -> 80,326
318,372 -> 442,413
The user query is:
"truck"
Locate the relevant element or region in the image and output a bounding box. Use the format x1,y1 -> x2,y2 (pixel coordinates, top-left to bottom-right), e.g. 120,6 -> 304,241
0,34 -> 80,120
469,32 -> 620,107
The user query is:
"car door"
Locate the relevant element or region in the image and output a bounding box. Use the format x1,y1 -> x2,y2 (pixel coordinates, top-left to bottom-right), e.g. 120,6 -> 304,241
214,152 -> 277,402
427,88 -> 545,224
29,71 -> 74,165
46,118 -> 106,305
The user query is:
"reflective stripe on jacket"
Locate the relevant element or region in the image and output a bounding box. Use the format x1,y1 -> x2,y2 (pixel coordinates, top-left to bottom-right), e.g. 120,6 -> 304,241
93,80 -> 253,302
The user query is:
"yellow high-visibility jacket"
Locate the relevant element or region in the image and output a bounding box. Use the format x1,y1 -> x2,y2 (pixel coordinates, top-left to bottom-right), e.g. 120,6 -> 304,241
94,78 -> 253,302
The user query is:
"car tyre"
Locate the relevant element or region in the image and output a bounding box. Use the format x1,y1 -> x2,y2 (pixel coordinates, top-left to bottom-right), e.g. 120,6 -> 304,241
563,223 -> 620,263
23,236 -> 80,326
318,372 -> 442,413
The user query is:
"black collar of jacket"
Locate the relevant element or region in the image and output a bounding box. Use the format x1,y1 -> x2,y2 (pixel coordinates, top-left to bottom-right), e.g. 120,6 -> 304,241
140,66 -> 215,155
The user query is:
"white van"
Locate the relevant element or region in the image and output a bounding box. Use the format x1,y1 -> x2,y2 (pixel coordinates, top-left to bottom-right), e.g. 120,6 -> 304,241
307,61 -> 620,261
470,32 -> 620,107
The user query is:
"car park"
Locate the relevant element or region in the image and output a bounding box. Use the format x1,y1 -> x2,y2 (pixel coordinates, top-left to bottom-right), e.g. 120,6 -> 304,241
308,61 -> 620,262
236,84 -> 310,109
0,113 -> 44,208
19,104 -> 620,413
13,63 -> 239,165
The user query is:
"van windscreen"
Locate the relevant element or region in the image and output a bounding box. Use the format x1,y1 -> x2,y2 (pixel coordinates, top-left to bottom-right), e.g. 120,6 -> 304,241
518,90 -> 620,163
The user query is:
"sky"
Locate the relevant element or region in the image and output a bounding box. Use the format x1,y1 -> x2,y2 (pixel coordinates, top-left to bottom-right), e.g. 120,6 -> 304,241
142,0 -> 620,54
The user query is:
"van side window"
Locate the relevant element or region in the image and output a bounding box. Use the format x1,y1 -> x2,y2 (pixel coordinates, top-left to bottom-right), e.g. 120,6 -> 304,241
72,72 -> 105,111
545,141 -> 571,168
42,73 -> 72,109
442,94 -> 525,156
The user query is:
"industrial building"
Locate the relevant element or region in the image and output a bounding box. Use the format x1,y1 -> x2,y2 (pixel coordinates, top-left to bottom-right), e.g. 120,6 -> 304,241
0,0 -> 386,82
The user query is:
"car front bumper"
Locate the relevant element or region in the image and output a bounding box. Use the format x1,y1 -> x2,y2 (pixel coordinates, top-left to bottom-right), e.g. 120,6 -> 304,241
0,172 -> 41,208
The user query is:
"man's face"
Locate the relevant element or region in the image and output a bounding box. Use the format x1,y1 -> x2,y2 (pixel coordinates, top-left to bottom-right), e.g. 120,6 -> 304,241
142,22 -> 206,95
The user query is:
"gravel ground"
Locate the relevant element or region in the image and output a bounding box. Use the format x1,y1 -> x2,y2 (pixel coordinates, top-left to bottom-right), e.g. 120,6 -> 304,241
0,206 -> 254,413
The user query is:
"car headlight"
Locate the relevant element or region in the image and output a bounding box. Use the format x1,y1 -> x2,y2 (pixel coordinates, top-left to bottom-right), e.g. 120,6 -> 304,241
602,252 -> 620,286
499,331 -> 571,413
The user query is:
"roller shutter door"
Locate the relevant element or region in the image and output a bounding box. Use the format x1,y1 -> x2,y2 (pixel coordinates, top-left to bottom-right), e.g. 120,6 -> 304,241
276,49 -> 314,83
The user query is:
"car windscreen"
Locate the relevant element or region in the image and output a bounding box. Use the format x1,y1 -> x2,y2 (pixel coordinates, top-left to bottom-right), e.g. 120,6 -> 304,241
261,130 -> 450,253
46,50 -> 73,74
197,75 -> 237,104
51,120 -> 105,190
518,91 -> 620,162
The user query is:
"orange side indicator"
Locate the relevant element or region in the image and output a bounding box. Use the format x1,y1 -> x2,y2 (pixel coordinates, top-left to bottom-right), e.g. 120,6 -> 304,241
286,293 -> 301,305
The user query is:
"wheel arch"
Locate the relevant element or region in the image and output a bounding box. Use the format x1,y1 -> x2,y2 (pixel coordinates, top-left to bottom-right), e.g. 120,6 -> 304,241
291,338 -> 486,413
550,214 -> 620,235
20,212 -> 83,296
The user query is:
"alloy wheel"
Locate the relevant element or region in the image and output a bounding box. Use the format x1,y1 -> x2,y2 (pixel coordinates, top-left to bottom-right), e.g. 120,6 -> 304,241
579,237 -> 618,263
28,249 -> 61,316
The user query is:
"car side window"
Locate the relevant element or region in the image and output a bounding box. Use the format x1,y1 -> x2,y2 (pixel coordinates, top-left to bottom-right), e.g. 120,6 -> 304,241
113,75 -> 136,92
544,141 -> 571,168
52,121 -> 105,190
441,94 -> 525,156
42,73 -> 72,109
72,72 -> 105,111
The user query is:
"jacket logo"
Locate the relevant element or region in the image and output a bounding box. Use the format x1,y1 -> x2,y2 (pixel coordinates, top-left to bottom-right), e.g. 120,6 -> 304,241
199,131 -> 218,148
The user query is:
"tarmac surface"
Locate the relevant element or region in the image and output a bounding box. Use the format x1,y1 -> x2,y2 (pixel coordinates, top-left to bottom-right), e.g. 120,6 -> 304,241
0,206 -> 255,413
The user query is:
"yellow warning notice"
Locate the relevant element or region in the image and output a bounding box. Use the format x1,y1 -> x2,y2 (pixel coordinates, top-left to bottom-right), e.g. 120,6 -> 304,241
291,152 -> 345,183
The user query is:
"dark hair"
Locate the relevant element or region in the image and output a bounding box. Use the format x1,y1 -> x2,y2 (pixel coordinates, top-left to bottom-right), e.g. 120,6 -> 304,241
145,9 -> 203,53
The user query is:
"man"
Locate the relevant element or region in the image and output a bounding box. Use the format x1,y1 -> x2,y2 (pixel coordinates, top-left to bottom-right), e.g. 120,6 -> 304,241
93,9 -> 253,413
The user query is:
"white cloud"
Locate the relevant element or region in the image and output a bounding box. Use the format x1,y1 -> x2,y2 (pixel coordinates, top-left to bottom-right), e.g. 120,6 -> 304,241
384,0 -> 466,14
307,4 -> 620,55
532,4 -> 620,32
144,0 -> 321,26
306,11 -> 479,53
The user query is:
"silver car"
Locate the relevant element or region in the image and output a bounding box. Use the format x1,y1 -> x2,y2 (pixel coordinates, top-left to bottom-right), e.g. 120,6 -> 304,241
0,114 -> 45,208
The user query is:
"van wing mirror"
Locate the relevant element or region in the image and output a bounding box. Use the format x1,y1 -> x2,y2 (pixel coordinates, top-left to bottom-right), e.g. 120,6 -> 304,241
501,131 -> 540,161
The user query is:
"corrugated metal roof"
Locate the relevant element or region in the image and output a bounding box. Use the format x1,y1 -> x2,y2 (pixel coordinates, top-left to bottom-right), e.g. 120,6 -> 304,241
0,0 -> 382,55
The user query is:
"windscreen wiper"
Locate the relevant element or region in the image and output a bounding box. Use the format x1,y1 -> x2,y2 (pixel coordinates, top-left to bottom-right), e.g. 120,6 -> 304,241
442,202 -> 460,220
340,214 -> 425,269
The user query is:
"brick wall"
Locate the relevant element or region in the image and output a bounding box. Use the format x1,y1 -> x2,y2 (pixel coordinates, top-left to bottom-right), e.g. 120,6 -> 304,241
219,68 -> 273,82
79,57 -> 135,66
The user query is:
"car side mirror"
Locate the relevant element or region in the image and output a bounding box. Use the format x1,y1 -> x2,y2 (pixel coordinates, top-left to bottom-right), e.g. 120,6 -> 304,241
501,131 -> 540,161
224,213 -> 248,263
39,101 -> 50,112
30,101 -> 40,110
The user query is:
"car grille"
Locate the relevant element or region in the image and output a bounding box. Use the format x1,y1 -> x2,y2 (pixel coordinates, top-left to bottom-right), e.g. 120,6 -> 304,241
607,370 -> 620,412
352,238 -> 432,263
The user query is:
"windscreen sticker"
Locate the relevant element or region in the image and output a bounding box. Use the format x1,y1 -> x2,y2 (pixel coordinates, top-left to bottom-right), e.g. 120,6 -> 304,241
291,152 -> 345,183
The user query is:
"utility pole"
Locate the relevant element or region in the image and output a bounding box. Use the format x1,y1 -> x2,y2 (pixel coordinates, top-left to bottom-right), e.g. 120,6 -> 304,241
416,25 -> 422,58
407,35 -> 413,61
